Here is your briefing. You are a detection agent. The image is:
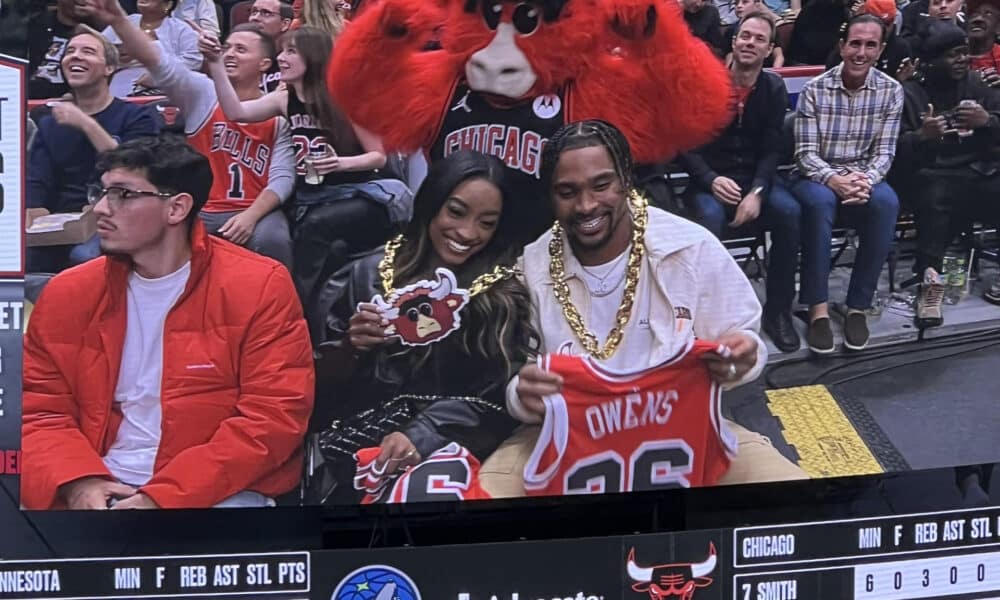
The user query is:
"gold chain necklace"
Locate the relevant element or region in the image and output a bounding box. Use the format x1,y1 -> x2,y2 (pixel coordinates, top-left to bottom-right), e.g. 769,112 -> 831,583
549,190 -> 648,360
378,234 -> 516,297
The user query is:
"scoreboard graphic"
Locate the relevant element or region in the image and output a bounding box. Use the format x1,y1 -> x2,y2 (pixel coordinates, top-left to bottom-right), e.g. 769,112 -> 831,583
4,506 -> 1000,599
0,552 -> 310,599
732,505 -> 1000,600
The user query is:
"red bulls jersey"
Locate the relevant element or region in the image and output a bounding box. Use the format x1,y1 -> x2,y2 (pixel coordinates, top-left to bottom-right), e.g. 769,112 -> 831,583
188,103 -> 277,213
355,442 -> 491,503
524,340 -> 737,497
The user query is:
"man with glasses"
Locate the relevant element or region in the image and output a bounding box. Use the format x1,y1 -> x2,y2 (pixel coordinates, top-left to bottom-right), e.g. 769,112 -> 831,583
248,0 -> 291,91
27,25 -> 160,274
21,134 -> 314,510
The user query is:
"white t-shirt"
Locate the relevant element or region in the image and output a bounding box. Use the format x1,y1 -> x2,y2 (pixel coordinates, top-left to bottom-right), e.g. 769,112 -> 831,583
103,263 -> 272,508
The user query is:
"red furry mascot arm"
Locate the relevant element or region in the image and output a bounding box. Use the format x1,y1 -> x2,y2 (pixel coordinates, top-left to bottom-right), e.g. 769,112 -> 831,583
570,0 -> 733,163
326,0 -> 464,152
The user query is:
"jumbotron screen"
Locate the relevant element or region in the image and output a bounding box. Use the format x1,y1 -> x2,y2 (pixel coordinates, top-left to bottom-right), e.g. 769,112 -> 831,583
5,48 -> 999,513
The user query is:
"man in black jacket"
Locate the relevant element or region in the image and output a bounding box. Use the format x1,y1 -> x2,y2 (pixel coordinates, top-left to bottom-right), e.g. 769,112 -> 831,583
680,11 -> 802,352
896,20 -> 1000,326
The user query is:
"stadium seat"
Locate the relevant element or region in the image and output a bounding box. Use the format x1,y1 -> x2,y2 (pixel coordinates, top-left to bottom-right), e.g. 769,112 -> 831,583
229,0 -> 253,29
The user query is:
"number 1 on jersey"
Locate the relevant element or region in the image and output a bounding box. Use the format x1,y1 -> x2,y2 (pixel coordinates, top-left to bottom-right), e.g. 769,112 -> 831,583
228,163 -> 245,199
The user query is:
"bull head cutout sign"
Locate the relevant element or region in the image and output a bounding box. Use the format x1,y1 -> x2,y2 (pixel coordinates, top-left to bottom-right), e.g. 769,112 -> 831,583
368,268 -> 470,347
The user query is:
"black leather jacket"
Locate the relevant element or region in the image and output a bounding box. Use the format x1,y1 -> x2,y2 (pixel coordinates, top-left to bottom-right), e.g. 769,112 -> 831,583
313,250 -> 524,461
897,73 -> 1000,174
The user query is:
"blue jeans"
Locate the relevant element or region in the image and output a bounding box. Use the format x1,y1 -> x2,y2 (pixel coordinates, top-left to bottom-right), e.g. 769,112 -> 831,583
691,181 -> 802,313
790,178 -> 899,310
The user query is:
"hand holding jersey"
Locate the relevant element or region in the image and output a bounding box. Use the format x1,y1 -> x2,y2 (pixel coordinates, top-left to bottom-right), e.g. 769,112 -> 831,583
485,120 -> 806,498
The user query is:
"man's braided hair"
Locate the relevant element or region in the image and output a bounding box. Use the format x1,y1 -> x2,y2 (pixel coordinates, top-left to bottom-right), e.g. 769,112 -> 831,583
539,120 -> 636,195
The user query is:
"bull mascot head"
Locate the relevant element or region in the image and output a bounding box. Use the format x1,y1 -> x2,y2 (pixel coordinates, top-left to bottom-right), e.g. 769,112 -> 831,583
627,542 -> 717,599
371,268 -> 470,346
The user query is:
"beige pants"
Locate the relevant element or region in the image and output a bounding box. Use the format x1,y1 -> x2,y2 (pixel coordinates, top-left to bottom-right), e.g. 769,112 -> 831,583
479,420 -> 808,498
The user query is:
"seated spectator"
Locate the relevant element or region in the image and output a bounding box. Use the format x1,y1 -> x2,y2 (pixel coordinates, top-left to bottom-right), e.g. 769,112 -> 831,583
249,0 -> 293,39
308,151 -> 536,503
101,0 -> 202,98
249,0 -> 293,92
683,0 -> 727,57
21,134 -> 314,510
682,12 -> 801,352
94,0 -> 296,268
29,0 -> 90,100
27,25 -> 160,274
725,0 -> 785,67
199,25 -> 411,325
967,0 -> 1000,84
786,0 -> 850,65
903,0 -> 964,41
827,0 -> 915,81
489,120 -> 807,497
896,20 -> 1000,326
790,15 -> 902,353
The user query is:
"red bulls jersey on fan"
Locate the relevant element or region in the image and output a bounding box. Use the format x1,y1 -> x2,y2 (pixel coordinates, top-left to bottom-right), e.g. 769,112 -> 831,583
428,79 -> 570,241
188,103 -> 277,213
524,340 -> 736,497
355,442 -> 491,503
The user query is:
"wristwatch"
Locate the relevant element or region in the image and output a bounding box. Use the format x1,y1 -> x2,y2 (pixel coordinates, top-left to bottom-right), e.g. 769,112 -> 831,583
750,186 -> 764,197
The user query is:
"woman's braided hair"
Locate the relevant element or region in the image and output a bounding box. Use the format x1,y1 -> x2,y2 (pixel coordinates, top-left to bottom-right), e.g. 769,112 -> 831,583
539,120 -> 636,194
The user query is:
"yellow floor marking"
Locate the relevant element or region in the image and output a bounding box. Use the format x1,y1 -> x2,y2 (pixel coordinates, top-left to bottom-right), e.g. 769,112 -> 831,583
766,385 -> 885,479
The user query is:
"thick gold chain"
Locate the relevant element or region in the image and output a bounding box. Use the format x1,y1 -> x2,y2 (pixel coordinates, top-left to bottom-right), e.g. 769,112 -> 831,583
549,190 -> 648,360
378,234 -> 516,297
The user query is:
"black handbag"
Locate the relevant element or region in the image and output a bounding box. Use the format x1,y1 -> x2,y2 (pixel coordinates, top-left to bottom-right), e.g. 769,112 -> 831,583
300,396 -> 413,505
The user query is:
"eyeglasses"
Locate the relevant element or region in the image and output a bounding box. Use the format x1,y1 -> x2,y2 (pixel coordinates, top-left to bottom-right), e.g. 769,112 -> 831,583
250,7 -> 278,17
87,184 -> 175,207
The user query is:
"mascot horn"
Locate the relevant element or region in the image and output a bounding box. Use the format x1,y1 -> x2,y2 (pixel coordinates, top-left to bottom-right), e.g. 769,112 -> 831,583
327,0 -> 732,240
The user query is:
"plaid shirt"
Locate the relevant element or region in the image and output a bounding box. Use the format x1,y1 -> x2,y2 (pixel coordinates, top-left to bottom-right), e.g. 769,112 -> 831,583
794,64 -> 904,185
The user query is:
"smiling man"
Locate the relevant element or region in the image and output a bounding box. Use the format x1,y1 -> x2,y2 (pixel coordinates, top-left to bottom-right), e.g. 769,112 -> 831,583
22,134 -> 314,510
27,25 -> 159,273
896,20 -> 1000,322
681,12 -> 802,353
790,14 -> 903,354
967,0 -> 1000,77
89,0 -> 296,268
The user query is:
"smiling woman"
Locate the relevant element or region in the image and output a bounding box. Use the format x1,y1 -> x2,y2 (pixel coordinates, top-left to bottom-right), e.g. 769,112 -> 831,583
303,150 -> 538,505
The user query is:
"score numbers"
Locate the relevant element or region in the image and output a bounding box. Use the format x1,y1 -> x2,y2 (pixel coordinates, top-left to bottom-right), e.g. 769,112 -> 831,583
855,550 -> 1000,599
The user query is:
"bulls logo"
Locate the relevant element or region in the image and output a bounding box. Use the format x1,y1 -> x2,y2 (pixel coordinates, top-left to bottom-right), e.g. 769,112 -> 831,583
532,94 -> 561,119
369,268 -> 470,346
626,543 -> 717,599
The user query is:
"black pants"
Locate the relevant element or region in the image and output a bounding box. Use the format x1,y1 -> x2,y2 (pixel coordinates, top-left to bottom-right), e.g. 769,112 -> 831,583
292,198 -> 393,317
910,169 -> 1000,273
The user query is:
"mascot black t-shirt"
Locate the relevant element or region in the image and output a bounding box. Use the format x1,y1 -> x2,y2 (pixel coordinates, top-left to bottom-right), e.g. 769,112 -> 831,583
430,79 -> 569,243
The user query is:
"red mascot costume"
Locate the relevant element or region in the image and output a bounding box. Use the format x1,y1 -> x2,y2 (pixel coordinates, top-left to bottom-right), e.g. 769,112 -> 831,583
327,0 -> 732,239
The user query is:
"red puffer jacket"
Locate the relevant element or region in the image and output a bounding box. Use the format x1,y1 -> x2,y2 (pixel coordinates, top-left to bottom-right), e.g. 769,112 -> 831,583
21,222 -> 315,509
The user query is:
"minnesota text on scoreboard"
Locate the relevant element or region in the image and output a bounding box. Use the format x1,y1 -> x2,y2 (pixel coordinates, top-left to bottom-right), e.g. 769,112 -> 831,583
0,551 -> 310,599
731,505 -> 1000,600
